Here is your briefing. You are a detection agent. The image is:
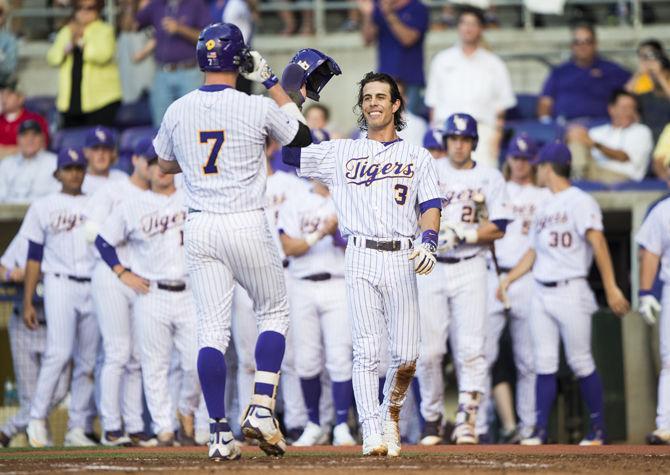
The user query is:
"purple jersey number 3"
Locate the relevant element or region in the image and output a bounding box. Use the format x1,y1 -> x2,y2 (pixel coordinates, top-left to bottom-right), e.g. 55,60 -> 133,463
200,130 -> 225,174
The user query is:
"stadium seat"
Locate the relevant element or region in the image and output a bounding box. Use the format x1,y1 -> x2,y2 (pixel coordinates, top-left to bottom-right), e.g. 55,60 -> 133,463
505,94 -> 538,121
505,119 -> 564,146
114,152 -> 134,175
611,179 -> 668,191
572,180 -> 610,192
50,126 -> 93,152
115,94 -> 153,130
24,95 -> 59,136
119,126 -> 157,155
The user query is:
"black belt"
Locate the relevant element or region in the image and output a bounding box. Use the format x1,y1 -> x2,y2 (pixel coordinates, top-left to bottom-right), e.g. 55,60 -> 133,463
437,254 -> 478,264
54,273 -> 91,283
537,279 -> 572,288
282,259 -> 289,269
302,273 -> 331,281
488,265 -> 512,273
353,237 -> 412,252
188,208 -> 201,214
157,281 -> 186,292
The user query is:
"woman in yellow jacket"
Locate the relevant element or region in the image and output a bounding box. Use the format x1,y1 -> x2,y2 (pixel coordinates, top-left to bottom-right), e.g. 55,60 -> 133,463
47,0 -> 122,128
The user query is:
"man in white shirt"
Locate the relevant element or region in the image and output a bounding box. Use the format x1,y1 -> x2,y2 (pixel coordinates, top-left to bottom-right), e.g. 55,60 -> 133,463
567,89 -> 653,183
424,6 -> 516,168
0,120 -> 58,203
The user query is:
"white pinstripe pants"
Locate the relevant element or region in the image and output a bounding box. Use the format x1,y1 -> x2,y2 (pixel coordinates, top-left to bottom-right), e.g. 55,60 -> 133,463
657,284 -> 670,431
345,243 -> 420,439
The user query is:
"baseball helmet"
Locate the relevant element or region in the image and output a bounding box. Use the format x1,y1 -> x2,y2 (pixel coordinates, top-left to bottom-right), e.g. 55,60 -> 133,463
287,48 -> 341,101
196,23 -> 253,73
443,113 -> 479,150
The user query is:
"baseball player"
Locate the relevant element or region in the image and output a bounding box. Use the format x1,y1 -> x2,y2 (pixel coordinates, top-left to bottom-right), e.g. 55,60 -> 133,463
499,142 -> 630,446
475,133 -> 550,443
423,129 -> 446,160
84,137 -> 156,447
415,113 -> 511,446
282,71 -> 442,457
635,196 -> 670,445
95,160 -> 200,447
153,23 -> 316,461
278,180 -> 356,447
0,234 -> 69,448
82,126 -> 128,195
21,147 -> 100,448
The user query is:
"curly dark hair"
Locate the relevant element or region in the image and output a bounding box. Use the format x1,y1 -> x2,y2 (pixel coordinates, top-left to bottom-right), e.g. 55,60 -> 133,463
354,72 -> 406,132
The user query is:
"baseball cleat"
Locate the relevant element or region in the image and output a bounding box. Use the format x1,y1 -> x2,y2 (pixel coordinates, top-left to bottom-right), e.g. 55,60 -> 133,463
420,416 -> 442,446
64,427 -> 98,447
647,429 -> 670,445
241,405 -> 286,456
209,419 -> 241,462
362,433 -> 387,456
579,429 -> 605,446
452,422 -> 477,445
520,428 -> 547,446
101,430 -> 132,447
129,431 -> 158,447
0,430 -> 10,448
195,429 -> 209,446
27,419 -> 52,448
292,421 -> 328,447
178,411 -> 196,446
156,431 -> 176,447
333,422 -> 356,446
383,420 -> 401,457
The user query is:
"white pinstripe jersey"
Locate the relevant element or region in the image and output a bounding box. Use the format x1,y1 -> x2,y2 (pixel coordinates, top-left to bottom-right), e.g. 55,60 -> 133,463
636,196 -> 670,283
436,159 -> 511,258
82,169 -> 129,196
1,233 -> 28,269
494,182 -> 551,269
153,86 -> 300,214
19,192 -> 94,277
100,189 -> 187,281
296,138 -> 441,239
530,186 -> 603,282
278,188 -> 344,279
265,170 -> 310,258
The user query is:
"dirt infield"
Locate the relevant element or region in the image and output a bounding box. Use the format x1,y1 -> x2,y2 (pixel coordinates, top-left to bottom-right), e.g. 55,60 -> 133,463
1,444 -> 669,474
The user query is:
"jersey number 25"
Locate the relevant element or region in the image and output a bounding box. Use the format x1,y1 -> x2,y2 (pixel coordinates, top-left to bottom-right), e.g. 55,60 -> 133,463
200,131 -> 225,174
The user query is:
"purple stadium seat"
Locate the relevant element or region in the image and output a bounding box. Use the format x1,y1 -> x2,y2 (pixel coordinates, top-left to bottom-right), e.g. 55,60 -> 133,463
119,126 -> 157,154
115,94 -> 153,130
505,120 -> 564,146
611,179 -> 668,191
572,180 -> 610,192
505,94 -> 538,121
50,126 -> 91,152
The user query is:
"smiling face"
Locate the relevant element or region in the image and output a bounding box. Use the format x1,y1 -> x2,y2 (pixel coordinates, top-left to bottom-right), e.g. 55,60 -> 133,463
361,81 -> 400,132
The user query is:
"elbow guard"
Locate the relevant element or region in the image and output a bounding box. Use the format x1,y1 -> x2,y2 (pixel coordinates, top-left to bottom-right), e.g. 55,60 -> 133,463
286,122 -> 312,148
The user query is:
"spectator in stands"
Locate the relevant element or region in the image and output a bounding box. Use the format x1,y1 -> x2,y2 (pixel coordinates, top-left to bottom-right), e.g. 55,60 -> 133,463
82,126 -> 128,195
359,0 -> 429,115
47,0 -> 123,129
136,0 -> 210,126
117,0 -> 156,105
304,103 -> 329,131
275,0 -> 313,36
219,0 -> 255,93
0,0 -> 17,89
424,6 -> 515,168
537,23 -> 630,125
652,123 -> 670,181
0,120 -> 59,203
396,79 -> 426,146
567,89 -> 653,184
626,39 -> 670,143
0,84 -> 50,158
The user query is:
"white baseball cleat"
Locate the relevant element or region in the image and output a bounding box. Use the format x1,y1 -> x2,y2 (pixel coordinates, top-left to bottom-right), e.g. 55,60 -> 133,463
209,419 -> 241,462
292,421 -> 328,447
362,433 -> 387,456
333,423 -> 356,446
647,429 -> 670,445
64,427 -> 98,447
383,420 -> 401,457
27,419 -> 52,448
452,422 -> 477,445
101,430 -> 132,447
241,405 -> 286,456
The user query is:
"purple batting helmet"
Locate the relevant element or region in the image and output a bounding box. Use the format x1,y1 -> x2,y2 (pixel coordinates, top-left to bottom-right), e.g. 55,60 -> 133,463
196,23 -> 252,73
443,113 -> 479,150
286,48 -> 341,101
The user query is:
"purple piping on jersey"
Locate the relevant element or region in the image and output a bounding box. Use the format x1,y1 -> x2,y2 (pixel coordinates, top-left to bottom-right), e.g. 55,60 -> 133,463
380,138 -> 403,146
27,240 -> 44,262
198,84 -> 232,92
419,198 -> 440,214
492,219 -> 509,233
282,147 -> 301,167
95,235 -> 121,268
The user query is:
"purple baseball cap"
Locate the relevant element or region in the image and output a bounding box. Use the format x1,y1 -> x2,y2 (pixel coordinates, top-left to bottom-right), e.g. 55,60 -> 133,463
57,147 -> 86,170
423,129 -> 443,150
532,141 -> 572,165
507,133 -> 538,159
133,136 -> 158,159
85,126 -> 116,148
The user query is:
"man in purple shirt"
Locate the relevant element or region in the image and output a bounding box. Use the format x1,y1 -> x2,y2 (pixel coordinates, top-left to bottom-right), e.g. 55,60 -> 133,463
537,23 -> 631,124
359,0 -> 429,115
136,0 -> 211,126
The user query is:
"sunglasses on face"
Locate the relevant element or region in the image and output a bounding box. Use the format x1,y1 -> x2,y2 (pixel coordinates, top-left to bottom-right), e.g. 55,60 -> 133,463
572,38 -> 595,46
76,5 -> 97,11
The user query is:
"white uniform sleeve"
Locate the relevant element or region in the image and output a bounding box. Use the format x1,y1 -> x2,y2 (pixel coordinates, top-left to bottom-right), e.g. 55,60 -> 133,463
86,185 -> 114,225
153,105 -> 178,161
417,152 -> 442,204
636,206 -> 663,255
575,195 -> 604,236
296,141 -> 336,185
0,234 -> 25,268
99,203 -> 129,246
486,171 -> 513,222
277,197 -> 301,238
19,202 -> 46,245
622,125 -> 653,179
264,100 -> 301,146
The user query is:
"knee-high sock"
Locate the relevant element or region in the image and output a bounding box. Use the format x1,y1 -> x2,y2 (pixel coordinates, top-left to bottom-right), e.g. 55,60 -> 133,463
578,370 -> 605,432
300,376 -> 321,425
254,331 -> 285,397
535,373 -> 557,431
332,380 -> 354,425
197,347 -> 227,419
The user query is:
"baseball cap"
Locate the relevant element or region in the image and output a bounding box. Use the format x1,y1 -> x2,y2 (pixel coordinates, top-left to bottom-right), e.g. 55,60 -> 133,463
531,141 -> 572,166
18,119 -> 43,135
133,136 -> 158,159
57,147 -> 87,170
506,133 -> 538,159
423,129 -> 443,150
85,126 -> 116,148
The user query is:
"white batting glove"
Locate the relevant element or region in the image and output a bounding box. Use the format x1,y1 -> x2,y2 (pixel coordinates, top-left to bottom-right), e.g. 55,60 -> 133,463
437,225 -> 459,253
638,293 -> 661,326
241,50 -> 278,89
449,221 -> 478,244
409,243 -> 436,275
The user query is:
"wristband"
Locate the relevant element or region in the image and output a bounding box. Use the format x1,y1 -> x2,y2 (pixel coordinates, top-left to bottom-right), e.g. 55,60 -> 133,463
639,289 -> 654,297
421,229 -> 438,252
116,268 -> 129,279
305,232 -> 321,247
263,75 -> 279,90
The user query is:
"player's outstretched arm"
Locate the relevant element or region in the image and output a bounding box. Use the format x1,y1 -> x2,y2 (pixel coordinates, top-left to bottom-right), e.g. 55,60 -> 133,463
95,235 -> 150,294
498,248 -> 536,302
158,158 -> 182,175
638,247 -> 662,325
22,247 -> 41,330
587,229 -> 630,316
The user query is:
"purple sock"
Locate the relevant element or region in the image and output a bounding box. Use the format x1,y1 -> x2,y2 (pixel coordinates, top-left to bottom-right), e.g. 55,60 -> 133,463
535,373 -> 557,431
332,380 -> 354,425
411,377 -> 425,426
378,377 -> 386,405
578,371 -> 606,431
254,331 -> 285,397
197,347 -> 227,419
300,376 -> 321,425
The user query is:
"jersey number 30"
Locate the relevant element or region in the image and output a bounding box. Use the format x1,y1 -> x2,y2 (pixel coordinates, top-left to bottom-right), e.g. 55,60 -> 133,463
200,130 -> 225,174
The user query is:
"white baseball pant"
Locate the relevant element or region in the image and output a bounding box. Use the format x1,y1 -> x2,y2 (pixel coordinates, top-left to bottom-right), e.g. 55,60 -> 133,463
656,284 -> 670,431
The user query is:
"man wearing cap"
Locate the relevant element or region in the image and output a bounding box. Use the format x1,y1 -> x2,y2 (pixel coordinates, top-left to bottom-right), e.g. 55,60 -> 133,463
0,120 -> 58,203
422,128 -> 446,159
499,141 -> 629,446
82,125 -> 128,195
21,147 -> 101,447
0,84 -> 50,158
85,137 -> 157,447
